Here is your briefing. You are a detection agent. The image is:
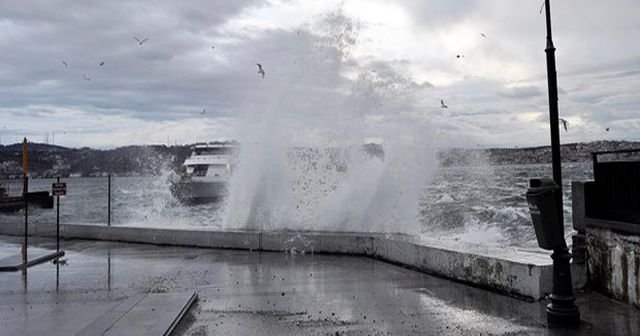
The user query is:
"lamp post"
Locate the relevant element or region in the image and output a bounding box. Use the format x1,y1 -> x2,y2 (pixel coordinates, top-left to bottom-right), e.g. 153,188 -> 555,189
543,0 -> 580,328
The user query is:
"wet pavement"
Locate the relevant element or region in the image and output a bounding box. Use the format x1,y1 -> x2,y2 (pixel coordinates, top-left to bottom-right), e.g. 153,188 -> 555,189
0,235 -> 638,336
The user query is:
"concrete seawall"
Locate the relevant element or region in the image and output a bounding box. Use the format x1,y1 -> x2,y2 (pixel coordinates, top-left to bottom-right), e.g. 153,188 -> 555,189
587,226 -> 640,307
0,222 -> 584,300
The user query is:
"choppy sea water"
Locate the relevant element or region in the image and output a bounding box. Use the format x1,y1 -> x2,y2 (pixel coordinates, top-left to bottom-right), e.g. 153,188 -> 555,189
420,162 -> 592,248
0,176 -> 225,228
0,162 -> 592,248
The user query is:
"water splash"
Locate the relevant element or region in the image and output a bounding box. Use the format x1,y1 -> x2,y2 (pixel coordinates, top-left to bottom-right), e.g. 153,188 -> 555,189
223,6 -> 438,235
283,233 -> 314,255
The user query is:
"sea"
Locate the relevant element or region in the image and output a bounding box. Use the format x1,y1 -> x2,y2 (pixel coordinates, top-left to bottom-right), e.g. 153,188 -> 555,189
0,162 -> 593,249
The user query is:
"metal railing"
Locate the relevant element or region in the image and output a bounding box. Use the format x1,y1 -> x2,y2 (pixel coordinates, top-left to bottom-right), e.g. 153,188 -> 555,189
589,149 -> 640,224
1,175 -> 114,226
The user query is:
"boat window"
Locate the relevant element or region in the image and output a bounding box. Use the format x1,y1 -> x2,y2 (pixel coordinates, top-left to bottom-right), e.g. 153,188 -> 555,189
208,164 -> 228,177
192,165 -> 208,176
210,147 -> 234,155
194,147 -> 235,155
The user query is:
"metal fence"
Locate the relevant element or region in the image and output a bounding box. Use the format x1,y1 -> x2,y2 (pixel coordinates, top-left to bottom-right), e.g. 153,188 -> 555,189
1,175 -> 113,226
588,149 -> 640,224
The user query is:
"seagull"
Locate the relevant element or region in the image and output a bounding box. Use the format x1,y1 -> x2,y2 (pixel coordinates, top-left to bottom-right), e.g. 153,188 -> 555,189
559,118 -> 568,131
99,61 -> 104,66
201,108 -> 206,115
256,63 -> 265,79
82,74 -> 91,81
440,100 -> 448,108
61,61 -> 68,68
134,36 -> 149,45
52,258 -> 68,266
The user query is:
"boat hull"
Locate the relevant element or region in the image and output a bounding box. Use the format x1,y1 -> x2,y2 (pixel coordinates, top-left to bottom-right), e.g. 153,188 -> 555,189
0,196 -> 23,212
0,192 -> 54,212
170,180 -> 228,204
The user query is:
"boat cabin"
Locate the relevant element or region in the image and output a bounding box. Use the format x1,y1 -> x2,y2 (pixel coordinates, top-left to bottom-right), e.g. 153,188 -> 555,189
183,142 -> 237,178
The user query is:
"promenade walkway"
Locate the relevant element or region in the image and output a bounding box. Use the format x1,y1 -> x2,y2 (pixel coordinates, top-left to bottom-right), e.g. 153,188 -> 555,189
1,235 -> 638,335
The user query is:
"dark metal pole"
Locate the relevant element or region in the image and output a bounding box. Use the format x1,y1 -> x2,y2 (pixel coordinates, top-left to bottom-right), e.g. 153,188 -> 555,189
591,153 -> 598,180
107,248 -> 111,291
21,138 -> 28,266
107,174 -> 111,227
544,0 -> 580,328
23,176 -> 28,262
56,176 -> 60,253
545,0 -> 562,206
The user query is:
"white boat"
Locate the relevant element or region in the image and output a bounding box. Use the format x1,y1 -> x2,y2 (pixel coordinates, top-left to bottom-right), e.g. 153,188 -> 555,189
170,141 -> 238,203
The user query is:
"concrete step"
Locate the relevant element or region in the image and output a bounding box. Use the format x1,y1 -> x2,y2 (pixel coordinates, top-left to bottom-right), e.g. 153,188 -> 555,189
75,291 -> 197,336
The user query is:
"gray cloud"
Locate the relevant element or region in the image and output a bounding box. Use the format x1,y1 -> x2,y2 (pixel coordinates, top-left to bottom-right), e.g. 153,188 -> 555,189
497,86 -> 543,99
400,0 -> 480,28
0,0 -> 639,148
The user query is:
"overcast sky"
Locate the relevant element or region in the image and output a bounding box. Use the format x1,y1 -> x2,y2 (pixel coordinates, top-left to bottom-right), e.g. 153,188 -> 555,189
0,0 -> 638,148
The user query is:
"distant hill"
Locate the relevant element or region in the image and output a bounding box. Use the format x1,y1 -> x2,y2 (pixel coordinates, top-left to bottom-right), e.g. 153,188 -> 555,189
0,143 -> 191,178
0,143 -> 68,152
1,140 -> 639,178
438,140 -> 640,166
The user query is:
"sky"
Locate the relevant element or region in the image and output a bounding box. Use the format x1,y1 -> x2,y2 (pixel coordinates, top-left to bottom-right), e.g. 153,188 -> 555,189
0,0 -> 639,148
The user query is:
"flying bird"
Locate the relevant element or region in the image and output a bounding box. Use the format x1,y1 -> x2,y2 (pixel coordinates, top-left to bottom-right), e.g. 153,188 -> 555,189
606,127 -> 610,132
99,61 -> 104,66
559,118 -> 568,131
61,61 -> 68,68
211,45 -> 215,50
256,63 -> 265,79
201,108 -> 206,115
539,1 -> 545,14
440,100 -> 448,109
481,33 -> 486,38
456,54 -> 464,59
52,258 -> 68,266
134,36 -> 149,45
82,74 -> 91,81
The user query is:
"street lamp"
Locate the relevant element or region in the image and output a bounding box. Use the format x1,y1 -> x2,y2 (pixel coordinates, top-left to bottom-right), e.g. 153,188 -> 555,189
542,0 -> 580,328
